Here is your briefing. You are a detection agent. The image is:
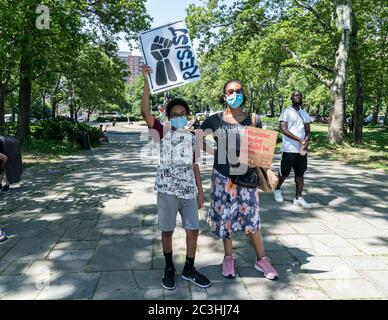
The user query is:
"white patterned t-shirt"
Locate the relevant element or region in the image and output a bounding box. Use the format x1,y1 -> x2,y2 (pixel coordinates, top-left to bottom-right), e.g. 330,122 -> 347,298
150,119 -> 197,199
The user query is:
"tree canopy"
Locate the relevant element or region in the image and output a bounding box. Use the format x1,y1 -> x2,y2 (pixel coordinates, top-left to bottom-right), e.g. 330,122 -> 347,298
0,0 -> 151,140
167,0 -> 386,144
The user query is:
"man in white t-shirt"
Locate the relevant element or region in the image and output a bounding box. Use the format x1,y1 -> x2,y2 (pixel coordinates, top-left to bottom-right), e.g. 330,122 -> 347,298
273,91 -> 312,208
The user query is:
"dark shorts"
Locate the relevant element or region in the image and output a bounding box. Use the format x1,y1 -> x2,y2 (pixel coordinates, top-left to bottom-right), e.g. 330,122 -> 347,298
279,152 -> 307,177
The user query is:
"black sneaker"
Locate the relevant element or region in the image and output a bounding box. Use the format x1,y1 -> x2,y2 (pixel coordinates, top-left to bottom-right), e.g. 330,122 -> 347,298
1,185 -> 9,193
162,267 -> 176,290
181,267 -> 212,288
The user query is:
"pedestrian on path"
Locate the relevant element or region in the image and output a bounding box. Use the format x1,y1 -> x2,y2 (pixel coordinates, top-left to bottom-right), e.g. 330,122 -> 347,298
273,90 -> 312,208
99,124 -> 109,143
141,64 -> 211,290
0,140 -> 8,192
199,80 -> 279,280
0,139 -> 10,241
0,137 -> 19,193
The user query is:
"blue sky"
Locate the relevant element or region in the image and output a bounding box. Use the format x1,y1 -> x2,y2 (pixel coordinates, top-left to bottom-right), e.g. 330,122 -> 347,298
118,0 -> 233,53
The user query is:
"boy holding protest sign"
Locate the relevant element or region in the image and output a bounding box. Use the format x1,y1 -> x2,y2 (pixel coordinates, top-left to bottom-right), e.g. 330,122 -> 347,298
141,64 -> 211,290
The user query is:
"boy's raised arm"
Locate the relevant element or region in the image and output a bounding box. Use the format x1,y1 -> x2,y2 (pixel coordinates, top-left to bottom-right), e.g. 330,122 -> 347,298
141,65 -> 155,128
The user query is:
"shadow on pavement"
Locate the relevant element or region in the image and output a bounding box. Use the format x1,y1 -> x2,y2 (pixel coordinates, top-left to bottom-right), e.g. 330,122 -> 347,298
0,130 -> 386,299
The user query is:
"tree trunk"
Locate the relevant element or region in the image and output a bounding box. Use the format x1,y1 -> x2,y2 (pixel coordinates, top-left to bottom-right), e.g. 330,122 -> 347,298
352,60 -> 363,143
343,93 -> 347,134
351,14 -> 363,144
384,102 -> 388,126
52,100 -> 56,118
11,108 -> 16,123
69,103 -> 74,120
17,37 -> 32,142
41,92 -> 46,120
269,98 -> 275,117
328,81 -> 346,144
372,85 -> 382,125
87,106 -> 94,122
51,80 -> 62,119
279,106 -> 283,115
75,105 -> 81,122
317,105 -> 321,121
328,0 -> 353,144
0,83 -> 6,133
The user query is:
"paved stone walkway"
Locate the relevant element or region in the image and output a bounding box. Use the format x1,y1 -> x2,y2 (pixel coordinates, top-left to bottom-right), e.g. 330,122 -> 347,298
0,126 -> 387,300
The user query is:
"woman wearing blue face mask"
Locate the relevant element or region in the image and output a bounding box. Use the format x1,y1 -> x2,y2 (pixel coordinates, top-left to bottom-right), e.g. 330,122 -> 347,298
200,80 -> 279,281
141,64 -> 211,290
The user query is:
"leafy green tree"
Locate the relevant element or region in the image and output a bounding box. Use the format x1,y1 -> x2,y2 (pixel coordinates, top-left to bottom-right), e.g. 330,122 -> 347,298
0,0 -> 151,141
186,0 -> 387,145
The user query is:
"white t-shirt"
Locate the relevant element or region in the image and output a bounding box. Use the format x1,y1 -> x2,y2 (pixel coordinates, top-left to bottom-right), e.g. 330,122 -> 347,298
279,106 -> 311,153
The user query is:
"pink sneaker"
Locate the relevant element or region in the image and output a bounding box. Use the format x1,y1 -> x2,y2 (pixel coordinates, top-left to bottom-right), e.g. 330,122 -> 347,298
254,256 -> 279,280
222,256 -> 236,278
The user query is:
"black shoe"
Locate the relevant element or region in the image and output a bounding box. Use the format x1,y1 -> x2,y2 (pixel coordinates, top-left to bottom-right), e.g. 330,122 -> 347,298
162,267 -> 176,290
1,185 -> 9,193
181,267 -> 212,288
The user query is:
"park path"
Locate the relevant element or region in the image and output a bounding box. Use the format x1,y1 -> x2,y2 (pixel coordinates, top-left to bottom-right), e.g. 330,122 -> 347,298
0,125 -> 387,300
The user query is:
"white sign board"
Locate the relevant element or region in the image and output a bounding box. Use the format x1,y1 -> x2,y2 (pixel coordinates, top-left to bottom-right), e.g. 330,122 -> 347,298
138,20 -> 201,94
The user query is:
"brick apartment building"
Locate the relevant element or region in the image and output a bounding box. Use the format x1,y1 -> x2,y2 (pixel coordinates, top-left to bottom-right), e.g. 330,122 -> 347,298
117,51 -> 143,86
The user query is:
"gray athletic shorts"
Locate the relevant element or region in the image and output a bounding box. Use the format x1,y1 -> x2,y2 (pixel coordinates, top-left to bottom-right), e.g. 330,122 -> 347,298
157,192 -> 199,232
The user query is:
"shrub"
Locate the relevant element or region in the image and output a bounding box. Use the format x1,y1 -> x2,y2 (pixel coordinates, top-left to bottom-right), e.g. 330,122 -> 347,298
260,116 -> 280,132
2,123 -> 17,136
31,118 -> 100,147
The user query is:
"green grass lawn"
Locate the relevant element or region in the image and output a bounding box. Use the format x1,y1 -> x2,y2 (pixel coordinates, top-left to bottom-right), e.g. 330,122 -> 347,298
305,124 -> 388,172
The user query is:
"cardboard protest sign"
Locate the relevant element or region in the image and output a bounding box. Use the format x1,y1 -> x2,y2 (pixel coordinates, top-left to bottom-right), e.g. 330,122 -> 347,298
240,127 -> 278,169
138,20 -> 201,94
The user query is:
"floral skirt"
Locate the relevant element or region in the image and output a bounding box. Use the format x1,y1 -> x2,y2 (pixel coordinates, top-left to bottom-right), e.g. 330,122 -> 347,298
207,169 -> 261,240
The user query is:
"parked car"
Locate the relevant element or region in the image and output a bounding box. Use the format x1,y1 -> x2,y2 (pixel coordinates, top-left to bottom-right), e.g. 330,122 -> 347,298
4,114 -> 14,123
364,115 -> 384,125
5,115 -> 38,123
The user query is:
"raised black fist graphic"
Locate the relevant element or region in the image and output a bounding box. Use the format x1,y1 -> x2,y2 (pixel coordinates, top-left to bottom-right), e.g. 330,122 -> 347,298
151,36 -> 177,85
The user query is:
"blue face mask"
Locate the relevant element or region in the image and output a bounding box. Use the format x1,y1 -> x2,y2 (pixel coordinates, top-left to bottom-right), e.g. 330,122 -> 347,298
170,116 -> 188,129
226,93 -> 244,109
